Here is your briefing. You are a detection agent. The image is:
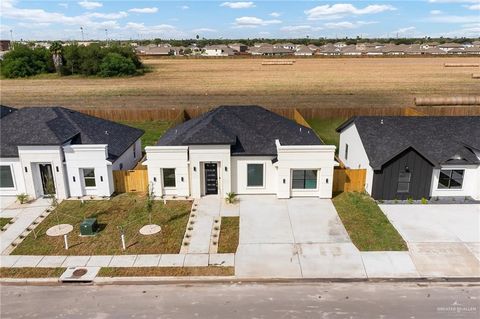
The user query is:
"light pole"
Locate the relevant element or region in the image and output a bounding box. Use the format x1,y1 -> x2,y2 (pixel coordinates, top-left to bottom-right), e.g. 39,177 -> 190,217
9,29 -> 13,49
105,28 -> 108,45
80,26 -> 84,41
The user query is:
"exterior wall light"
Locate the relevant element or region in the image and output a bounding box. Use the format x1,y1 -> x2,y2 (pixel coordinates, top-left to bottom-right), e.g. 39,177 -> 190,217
181,177 -> 184,182
225,166 -> 228,172
283,178 -> 286,184
73,176 -> 76,182
193,166 -> 197,172
153,177 -> 157,182
326,178 -> 329,184
25,167 -> 28,173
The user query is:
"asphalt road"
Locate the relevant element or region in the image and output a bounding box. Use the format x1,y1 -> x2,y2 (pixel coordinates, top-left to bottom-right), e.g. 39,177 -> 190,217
1,281 -> 479,318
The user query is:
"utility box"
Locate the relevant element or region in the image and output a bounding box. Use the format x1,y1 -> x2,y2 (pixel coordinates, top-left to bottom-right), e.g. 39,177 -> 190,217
80,218 -> 98,236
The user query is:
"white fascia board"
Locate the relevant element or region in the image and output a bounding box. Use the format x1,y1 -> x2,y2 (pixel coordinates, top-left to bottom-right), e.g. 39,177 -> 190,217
275,139 -> 337,152
145,146 -> 189,153
63,144 -> 108,152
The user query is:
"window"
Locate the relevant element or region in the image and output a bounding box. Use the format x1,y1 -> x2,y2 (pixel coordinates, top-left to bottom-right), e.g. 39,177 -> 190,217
0,165 -> 14,188
438,169 -> 464,189
292,170 -> 317,189
247,164 -> 264,187
82,168 -> 96,187
163,168 -> 176,188
345,144 -> 349,160
133,146 -> 136,159
397,172 -> 411,193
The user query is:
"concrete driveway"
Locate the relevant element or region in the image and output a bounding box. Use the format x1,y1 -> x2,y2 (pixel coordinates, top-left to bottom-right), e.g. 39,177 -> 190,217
235,196 -> 366,278
381,204 -> 480,277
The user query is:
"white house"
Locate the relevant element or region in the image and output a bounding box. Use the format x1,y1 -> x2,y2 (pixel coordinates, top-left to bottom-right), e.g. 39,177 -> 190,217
0,106 -> 143,200
203,45 -> 235,56
145,106 -> 337,199
336,116 -> 480,200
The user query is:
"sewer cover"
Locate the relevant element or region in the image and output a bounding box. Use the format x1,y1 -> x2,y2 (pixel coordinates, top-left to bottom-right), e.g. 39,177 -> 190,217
72,268 -> 88,277
60,267 -> 100,282
139,224 -> 161,235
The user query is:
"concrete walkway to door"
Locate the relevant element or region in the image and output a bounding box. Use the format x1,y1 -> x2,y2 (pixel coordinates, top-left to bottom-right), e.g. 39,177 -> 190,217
235,195 -> 367,278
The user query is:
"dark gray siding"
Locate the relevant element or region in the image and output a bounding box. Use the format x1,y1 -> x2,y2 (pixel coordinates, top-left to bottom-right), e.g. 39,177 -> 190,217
372,148 -> 434,200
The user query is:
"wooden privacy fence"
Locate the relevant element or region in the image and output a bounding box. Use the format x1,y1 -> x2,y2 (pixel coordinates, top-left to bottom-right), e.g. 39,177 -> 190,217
113,170 -> 148,193
333,169 -> 366,193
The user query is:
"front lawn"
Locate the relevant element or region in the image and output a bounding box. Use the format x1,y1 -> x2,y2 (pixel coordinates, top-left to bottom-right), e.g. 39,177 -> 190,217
98,266 -> 234,277
12,193 -> 191,255
218,217 -> 239,253
0,218 -> 12,229
332,192 -> 407,251
308,117 -> 347,151
118,121 -> 171,150
0,267 -> 65,278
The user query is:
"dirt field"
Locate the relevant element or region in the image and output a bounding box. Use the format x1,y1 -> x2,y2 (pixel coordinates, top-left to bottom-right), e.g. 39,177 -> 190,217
1,57 -> 479,109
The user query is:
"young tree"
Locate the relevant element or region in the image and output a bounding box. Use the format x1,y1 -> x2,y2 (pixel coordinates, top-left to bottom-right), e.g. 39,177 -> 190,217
98,52 -> 136,77
49,41 -> 63,74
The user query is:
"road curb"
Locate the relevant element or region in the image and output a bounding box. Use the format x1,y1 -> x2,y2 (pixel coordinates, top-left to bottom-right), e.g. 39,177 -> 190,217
1,276 -> 479,286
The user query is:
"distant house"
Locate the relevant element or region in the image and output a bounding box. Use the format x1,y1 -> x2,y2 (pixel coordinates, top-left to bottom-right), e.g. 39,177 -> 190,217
294,45 -> 314,56
203,45 -> 235,56
438,43 -> 464,52
228,43 -> 248,53
145,105 -> 337,199
0,40 -> 11,51
318,44 -> 342,56
0,106 -> 143,199
382,45 -> 406,55
341,45 -> 362,56
337,116 -> 480,200
250,45 -> 294,56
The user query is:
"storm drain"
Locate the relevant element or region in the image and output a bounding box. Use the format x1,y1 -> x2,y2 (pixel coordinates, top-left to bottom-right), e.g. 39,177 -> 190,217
60,267 -> 100,283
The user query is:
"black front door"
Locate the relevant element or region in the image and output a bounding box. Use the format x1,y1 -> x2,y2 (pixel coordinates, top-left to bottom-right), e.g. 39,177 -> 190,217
204,163 -> 218,195
39,164 -> 55,196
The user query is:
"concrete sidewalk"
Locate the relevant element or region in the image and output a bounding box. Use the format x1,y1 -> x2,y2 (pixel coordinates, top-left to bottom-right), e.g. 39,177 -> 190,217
0,198 -> 51,254
0,253 -> 234,268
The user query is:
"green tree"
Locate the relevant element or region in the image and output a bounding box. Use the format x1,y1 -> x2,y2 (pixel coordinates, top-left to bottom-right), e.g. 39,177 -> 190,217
98,52 -> 137,77
0,44 -> 52,78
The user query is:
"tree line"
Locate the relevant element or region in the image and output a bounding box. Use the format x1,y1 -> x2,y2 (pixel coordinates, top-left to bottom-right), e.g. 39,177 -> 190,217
1,42 -> 144,78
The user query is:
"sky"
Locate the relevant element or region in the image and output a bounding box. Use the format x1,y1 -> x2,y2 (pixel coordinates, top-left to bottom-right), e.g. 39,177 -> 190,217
1,0 -> 479,41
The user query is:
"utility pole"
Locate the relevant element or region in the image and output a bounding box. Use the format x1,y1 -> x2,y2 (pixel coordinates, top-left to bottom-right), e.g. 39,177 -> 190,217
9,29 -> 13,49
80,26 -> 84,41
105,28 -> 108,45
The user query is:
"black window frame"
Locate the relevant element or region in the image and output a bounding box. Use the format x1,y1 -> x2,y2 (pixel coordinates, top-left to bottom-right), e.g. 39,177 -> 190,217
292,170 -> 318,190
438,169 -> 464,189
247,163 -> 264,187
0,165 -> 15,188
162,168 -> 176,188
397,171 -> 411,193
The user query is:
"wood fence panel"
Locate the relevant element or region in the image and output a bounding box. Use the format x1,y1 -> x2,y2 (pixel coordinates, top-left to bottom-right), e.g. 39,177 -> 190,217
113,170 -> 149,193
293,108 -> 311,127
333,168 -> 366,193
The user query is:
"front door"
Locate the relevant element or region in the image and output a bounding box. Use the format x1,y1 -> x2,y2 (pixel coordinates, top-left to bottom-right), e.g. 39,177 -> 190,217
39,164 -> 55,196
204,163 -> 218,195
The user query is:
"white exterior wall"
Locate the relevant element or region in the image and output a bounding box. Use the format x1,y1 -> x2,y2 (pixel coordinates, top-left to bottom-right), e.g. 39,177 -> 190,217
0,158 -> 26,196
338,123 -> 374,194
18,146 -> 69,200
276,141 -> 337,199
204,49 -> 226,56
189,145 -> 231,198
63,145 -> 113,197
430,165 -> 480,200
231,156 -> 277,194
111,139 -> 142,170
144,146 -> 189,197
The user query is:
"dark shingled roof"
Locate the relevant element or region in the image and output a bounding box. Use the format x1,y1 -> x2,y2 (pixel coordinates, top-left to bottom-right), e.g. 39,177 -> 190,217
0,107 -> 144,161
158,105 -> 322,156
0,105 -> 16,118
337,116 -> 480,169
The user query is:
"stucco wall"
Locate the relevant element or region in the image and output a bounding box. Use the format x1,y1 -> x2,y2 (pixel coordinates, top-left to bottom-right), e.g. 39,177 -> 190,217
111,139 -> 142,170
18,146 -> 69,199
63,144 -> 113,197
338,123 -> 374,194
0,158 -> 26,197
231,156 -> 277,194
430,166 -> 480,200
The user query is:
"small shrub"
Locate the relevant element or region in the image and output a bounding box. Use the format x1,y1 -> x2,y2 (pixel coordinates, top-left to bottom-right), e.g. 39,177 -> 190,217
407,197 -> 414,204
421,197 -> 428,204
225,192 -> 237,204
98,53 -> 137,77
16,193 -> 29,204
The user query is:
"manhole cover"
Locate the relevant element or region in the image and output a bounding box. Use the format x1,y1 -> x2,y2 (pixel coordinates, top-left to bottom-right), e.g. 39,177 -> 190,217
72,268 -> 88,277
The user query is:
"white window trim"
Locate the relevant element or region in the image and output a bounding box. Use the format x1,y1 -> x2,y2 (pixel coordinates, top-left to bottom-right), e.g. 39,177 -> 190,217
81,168 -> 97,189
246,162 -> 266,189
291,169 -> 319,191
0,164 -> 16,190
162,168 -> 177,189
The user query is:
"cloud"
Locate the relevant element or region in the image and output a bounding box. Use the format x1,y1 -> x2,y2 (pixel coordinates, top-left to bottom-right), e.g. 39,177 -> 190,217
128,7 -> 158,14
88,11 -> 128,19
192,28 -> 217,33
305,4 -> 396,20
465,3 -> 480,9
430,10 -> 443,14
181,5 -> 190,10
280,25 -> 323,32
428,0 -> 478,3
58,3 -> 68,8
221,2 -> 255,9
324,21 -> 377,29
78,1 -> 102,10
234,16 -> 281,27
394,26 -> 416,34
269,12 -> 281,17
